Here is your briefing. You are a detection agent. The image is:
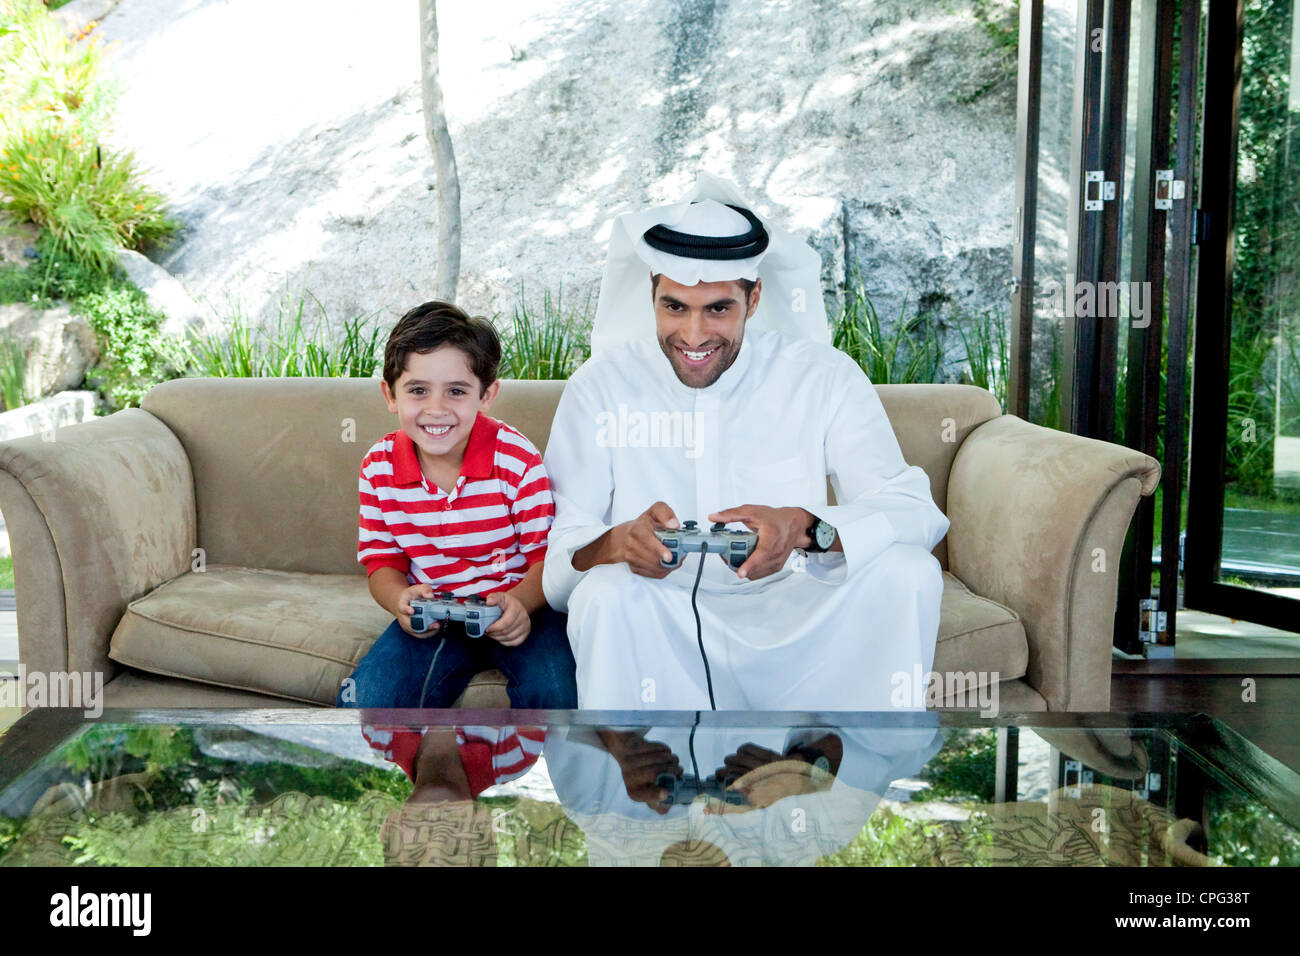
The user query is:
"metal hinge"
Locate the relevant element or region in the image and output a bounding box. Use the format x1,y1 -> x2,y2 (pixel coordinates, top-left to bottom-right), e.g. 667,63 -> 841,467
1154,169 -> 1185,210
1138,598 -> 1168,644
1085,170 -> 1116,210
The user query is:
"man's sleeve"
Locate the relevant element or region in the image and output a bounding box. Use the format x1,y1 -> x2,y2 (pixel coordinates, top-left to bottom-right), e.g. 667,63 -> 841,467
507,440 -> 555,569
541,372 -> 616,611
798,356 -> 950,584
358,454 -> 410,577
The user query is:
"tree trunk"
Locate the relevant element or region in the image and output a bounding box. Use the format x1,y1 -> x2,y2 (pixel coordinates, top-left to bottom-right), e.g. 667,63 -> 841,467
419,0 -> 461,301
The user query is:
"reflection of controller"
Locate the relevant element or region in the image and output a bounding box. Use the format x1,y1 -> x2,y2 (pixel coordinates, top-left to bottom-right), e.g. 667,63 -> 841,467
409,592 -> 502,638
655,772 -> 748,806
654,520 -> 758,571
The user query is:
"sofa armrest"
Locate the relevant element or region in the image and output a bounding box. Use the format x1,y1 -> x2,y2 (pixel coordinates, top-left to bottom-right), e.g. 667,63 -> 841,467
946,415 -> 1160,711
0,409 -> 196,680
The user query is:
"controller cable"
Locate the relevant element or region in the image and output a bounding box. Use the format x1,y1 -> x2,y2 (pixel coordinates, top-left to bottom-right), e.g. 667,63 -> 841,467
691,547 -> 717,711
687,713 -> 701,783
417,612 -> 455,708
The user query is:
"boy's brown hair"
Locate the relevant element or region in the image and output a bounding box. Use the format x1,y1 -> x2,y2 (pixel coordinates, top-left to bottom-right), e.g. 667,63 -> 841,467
384,301 -> 501,396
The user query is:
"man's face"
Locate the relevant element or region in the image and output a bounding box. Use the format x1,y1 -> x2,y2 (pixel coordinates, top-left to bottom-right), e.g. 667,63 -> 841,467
653,274 -> 761,388
380,345 -> 498,471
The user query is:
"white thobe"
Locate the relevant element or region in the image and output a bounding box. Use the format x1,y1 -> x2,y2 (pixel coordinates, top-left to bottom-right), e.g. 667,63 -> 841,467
541,328 -> 950,710
542,723 -> 944,866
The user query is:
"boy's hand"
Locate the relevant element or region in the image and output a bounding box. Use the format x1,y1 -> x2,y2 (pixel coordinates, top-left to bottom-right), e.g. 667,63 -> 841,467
483,590 -> 530,647
397,583 -> 441,637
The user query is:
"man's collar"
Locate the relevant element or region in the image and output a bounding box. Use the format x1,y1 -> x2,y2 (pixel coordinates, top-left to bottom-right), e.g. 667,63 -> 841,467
390,411 -> 497,486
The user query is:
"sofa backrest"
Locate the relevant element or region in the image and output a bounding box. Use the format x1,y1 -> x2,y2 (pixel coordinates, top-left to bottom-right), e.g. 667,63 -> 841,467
140,378 -> 1001,575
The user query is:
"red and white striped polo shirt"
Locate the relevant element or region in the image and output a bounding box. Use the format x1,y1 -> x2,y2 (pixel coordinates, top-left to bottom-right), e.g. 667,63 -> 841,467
357,411 -> 554,596
360,721 -> 546,792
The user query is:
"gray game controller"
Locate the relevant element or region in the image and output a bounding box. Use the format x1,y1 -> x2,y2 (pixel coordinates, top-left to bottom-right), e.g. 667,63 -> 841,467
653,520 -> 758,571
409,591 -> 503,637
654,772 -> 748,806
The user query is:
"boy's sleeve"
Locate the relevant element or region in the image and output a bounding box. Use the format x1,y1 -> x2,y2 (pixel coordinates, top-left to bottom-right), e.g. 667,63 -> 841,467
457,725 -> 546,795
507,440 -> 556,568
358,451 -> 410,577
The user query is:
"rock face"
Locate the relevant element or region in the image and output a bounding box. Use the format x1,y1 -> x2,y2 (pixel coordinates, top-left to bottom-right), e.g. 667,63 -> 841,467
118,249 -> 207,337
0,304 -> 100,400
0,222 -> 39,267
92,0 -> 1017,379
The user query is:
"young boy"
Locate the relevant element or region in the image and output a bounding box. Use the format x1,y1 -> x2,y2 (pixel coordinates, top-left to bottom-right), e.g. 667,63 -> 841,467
336,300 -> 577,709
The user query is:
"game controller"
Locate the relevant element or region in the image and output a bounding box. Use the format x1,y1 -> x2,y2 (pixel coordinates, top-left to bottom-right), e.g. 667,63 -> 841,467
654,520 -> 758,571
409,592 -> 503,637
654,772 -> 748,806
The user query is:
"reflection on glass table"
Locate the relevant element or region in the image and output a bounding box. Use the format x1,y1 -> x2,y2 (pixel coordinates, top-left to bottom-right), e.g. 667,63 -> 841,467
0,711 -> 1296,867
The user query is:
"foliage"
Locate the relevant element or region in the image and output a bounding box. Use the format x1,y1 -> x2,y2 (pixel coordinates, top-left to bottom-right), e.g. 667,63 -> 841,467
0,230 -> 110,304
832,274 -> 943,385
177,290 -> 385,379
1225,0 -> 1300,501
0,0 -> 176,275
956,309 -> 1010,411
498,284 -> 592,380
77,280 -> 181,408
59,784 -> 402,866
0,327 -> 30,409
1206,790 -> 1300,866
912,728 -> 998,804
0,0 -> 114,135
0,554 -> 13,589
819,805 -> 997,866
1,122 -> 177,274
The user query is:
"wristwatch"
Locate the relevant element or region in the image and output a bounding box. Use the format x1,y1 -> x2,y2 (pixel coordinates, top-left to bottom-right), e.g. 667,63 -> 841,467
804,514 -> 837,553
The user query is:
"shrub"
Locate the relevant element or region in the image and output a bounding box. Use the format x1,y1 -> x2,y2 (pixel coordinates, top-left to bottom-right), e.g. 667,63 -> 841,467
0,327 -> 30,409
178,290 -> 385,379
0,122 -> 177,274
0,0 -> 176,274
498,285 -> 592,380
956,309 -> 1010,411
832,274 -> 944,385
77,282 -> 180,408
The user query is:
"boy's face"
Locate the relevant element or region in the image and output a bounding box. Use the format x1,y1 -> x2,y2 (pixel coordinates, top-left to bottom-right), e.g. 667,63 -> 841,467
653,274 -> 761,389
381,346 -> 499,470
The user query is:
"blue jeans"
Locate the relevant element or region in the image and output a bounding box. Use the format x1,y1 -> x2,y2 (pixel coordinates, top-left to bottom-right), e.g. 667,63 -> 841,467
336,605 -> 577,709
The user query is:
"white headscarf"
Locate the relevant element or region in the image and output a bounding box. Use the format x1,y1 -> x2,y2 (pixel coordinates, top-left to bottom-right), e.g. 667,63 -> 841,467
591,172 -> 829,356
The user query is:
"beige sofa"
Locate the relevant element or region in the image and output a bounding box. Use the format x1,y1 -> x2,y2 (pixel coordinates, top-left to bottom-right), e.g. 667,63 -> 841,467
0,377 -> 1160,712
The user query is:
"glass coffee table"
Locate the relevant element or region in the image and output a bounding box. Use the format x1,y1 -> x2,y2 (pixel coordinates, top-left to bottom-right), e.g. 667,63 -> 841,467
0,709 -> 1296,866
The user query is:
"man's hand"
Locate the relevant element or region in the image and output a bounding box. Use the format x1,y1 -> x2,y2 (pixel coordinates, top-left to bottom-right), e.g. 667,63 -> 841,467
483,590 -> 530,647
396,583 -> 440,637
707,505 -> 811,580
597,728 -> 682,814
708,735 -> 843,813
575,501 -> 682,578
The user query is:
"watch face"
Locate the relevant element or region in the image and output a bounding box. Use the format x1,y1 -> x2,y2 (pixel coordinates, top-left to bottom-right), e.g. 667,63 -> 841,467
814,520 -> 836,550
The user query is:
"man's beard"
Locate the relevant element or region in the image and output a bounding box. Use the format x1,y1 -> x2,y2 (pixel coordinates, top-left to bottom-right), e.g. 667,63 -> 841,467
658,334 -> 743,388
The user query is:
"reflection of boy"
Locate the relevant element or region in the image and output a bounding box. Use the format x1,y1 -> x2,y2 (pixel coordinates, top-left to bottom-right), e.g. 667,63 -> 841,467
368,722 -> 545,867
337,301 -> 577,708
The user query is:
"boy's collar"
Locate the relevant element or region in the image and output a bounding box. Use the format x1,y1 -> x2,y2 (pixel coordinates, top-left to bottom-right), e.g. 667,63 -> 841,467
391,411 -> 498,486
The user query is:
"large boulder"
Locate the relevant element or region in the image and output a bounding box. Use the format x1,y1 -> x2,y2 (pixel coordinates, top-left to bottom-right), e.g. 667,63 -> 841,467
118,249 -> 207,337
0,222 -> 39,268
91,0 -> 1017,360
0,303 -> 99,401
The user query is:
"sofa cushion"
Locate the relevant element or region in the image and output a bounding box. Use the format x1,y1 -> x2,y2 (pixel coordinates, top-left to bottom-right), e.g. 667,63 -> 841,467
932,571 -> 1028,690
107,566 -> 1026,709
108,565 -> 392,704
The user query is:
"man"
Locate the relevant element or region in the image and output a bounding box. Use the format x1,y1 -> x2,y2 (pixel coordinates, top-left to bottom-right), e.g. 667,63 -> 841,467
542,172 -> 949,710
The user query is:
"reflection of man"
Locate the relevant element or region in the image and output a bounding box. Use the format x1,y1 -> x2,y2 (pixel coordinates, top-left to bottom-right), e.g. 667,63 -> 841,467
543,721 -> 943,866
542,172 -> 950,710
